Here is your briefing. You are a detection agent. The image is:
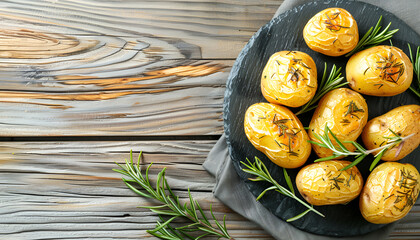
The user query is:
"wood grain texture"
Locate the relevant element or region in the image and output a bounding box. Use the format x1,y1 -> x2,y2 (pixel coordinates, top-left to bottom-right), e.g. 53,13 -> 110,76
0,141 -> 271,239
0,0 -> 279,137
0,141 -> 418,239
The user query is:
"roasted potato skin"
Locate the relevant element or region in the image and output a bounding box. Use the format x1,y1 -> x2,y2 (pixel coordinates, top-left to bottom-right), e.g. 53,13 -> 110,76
261,51 -> 317,107
360,162 -> 420,224
308,88 -> 368,158
362,105 -> 420,161
303,8 -> 358,56
296,160 -> 363,206
244,103 -> 311,168
346,46 -> 413,96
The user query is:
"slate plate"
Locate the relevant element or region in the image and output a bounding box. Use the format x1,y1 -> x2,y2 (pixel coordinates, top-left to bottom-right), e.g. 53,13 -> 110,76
224,0 -> 420,237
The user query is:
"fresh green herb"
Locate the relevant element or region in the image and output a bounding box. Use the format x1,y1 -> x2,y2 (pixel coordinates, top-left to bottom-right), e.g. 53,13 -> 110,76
283,168 -> 295,195
241,157 -> 324,221
286,208 -> 312,222
408,43 -> 420,98
296,63 -> 346,115
309,125 -> 414,171
345,16 -> 399,57
113,151 -> 234,240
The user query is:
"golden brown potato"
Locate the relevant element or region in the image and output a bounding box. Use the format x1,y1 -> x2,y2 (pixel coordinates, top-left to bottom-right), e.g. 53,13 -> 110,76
346,45 -> 413,96
360,162 -> 420,224
244,102 -> 311,168
303,8 -> 358,56
362,105 -> 420,161
308,88 -> 368,158
296,160 -> 363,206
261,51 -> 317,107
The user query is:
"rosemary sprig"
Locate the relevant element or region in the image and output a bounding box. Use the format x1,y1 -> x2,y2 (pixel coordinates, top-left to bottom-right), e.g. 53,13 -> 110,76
309,125 -> 415,171
241,157 -> 324,221
113,151 -> 234,240
408,43 -> 420,98
296,63 -> 346,115
345,15 -> 399,57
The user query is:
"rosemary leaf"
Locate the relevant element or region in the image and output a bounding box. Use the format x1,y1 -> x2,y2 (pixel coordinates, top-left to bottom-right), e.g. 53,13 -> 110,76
283,168 -> 295,195
314,154 -> 341,162
114,151 -> 234,240
241,157 -> 325,220
296,63 -> 346,115
307,140 -> 327,148
370,147 -> 388,171
347,141 -> 367,154
345,16 -> 399,57
408,43 -> 420,98
328,126 -> 349,152
286,208 -> 312,222
257,186 -> 277,200
340,154 -> 368,171
309,125 -> 414,171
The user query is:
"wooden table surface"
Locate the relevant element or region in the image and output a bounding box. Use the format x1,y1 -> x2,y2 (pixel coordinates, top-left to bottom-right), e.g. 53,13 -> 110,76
0,0 -> 418,239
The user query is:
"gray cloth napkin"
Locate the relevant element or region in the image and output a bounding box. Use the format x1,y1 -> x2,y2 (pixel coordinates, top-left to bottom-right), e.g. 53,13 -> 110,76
203,0 -> 420,239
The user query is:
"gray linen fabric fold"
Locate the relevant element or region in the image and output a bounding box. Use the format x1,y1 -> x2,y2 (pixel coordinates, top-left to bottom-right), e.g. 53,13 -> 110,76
203,0 -> 420,239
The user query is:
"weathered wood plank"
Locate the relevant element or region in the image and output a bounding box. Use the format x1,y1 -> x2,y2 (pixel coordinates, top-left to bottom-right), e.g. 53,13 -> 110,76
0,0 -> 278,136
0,141 -> 418,239
0,140 -> 271,239
0,82 -> 226,136
0,0 -> 279,59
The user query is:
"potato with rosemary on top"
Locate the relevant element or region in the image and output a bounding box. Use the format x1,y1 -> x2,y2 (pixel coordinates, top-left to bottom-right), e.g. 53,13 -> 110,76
360,162 -> 420,224
362,105 -> 420,161
303,8 -> 359,56
261,51 -> 317,107
296,160 -> 364,206
346,45 -> 413,96
308,88 -> 368,158
244,102 -> 311,168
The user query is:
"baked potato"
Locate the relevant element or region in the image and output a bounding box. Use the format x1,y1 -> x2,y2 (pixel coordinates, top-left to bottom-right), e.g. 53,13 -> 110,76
346,45 -> 413,96
261,51 -> 317,107
244,102 -> 311,168
296,160 -> 364,206
360,162 -> 420,224
303,8 -> 358,56
308,88 -> 368,158
362,105 -> 420,161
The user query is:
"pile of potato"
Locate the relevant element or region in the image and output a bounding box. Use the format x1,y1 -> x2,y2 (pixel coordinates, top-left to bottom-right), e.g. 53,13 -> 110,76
244,7 -> 420,224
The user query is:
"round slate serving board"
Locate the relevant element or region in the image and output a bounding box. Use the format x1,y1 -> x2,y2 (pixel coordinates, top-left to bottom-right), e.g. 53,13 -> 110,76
224,0 -> 420,237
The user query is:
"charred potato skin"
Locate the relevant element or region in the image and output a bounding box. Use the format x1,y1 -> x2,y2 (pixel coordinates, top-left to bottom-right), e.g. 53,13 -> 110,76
261,51 -> 317,108
244,103 -> 311,168
360,162 -> 420,224
296,160 -> 364,206
303,8 -> 359,56
362,105 -> 420,161
346,46 -> 413,96
308,88 -> 368,158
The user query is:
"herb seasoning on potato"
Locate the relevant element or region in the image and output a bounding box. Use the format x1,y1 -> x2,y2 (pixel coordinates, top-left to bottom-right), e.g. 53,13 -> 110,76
308,88 -> 368,158
346,45 -> 413,96
244,103 -> 311,168
360,162 -> 420,224
362,105 -> 420,161
261,51 -> 317,108
303,8 -> 359,56
296,160 -> 363,206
